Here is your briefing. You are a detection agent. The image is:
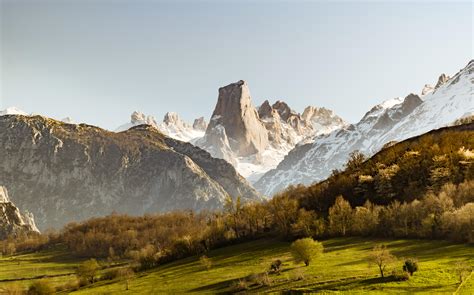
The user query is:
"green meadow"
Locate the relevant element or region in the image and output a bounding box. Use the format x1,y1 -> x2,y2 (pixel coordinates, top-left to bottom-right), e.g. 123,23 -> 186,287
1,238 -> 472,294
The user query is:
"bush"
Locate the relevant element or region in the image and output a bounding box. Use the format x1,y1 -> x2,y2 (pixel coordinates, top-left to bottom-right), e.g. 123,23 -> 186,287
27,280 -> 55,295
199,255 -> 212,271
2,284 -> 23,295
231,279 -> 248,291
55,279 -> 79,292
256,272 -> 273,286
391,269 -> 410,281
290,238 -> 324,266
270,259 -> 282,274
292,268 -> 305,281
403,258 -> 419,276
101,268 -> 119,280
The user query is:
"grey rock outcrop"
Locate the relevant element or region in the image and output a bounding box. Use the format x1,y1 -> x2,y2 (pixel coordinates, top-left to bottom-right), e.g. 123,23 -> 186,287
204,80 -> 269,157
435,73 -> 450,89
0,186 -> 39,239
0,115 -> 261,230
193,117 -> 208,131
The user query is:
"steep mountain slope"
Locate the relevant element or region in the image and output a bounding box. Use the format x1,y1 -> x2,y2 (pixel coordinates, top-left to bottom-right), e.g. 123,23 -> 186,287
255,60 -> 474,196
0,115 -> 260,229
0,186 -> 39,239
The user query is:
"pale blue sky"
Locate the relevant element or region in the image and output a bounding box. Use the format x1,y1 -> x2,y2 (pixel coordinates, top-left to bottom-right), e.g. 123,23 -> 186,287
0,0 -> 472,129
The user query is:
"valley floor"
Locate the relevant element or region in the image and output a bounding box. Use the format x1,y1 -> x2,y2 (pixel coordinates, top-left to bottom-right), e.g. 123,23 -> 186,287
0,238 -> 472,294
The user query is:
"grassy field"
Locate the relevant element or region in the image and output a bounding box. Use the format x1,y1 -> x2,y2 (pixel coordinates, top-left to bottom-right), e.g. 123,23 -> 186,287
0,246 -> 84,292
0,238 -> 472,294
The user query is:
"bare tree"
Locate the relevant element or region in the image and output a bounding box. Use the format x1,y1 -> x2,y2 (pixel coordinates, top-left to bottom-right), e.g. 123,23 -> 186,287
369,244 -> 395,278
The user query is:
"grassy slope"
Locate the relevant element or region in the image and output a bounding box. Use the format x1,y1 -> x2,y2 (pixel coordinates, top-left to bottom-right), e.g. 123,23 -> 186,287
0,247 -> 83,291
71,238 -> 473,294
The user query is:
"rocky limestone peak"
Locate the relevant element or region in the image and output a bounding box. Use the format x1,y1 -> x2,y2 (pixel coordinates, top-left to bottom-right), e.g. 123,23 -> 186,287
258,100 -> 274,119
131,111 -> 146,123
421,84 -> 434,96
163,112 -> 190,128
272,100 -> 296,122
206,80 -> 269,157
435,73 -> 450,89
401,93 -> 423,112
131,111 -> 157,126
302,106 -> 338,123
193,117 -> 208,131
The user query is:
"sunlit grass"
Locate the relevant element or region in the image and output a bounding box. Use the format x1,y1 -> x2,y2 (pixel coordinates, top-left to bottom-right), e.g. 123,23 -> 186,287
71,238 -> 473,294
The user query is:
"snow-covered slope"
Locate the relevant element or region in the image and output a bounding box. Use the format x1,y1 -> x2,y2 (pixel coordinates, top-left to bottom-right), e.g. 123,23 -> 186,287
255,60 -> 474,196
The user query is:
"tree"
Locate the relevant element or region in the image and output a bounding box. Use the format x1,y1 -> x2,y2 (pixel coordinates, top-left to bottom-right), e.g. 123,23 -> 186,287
403,258 -> 418,276
291,208 -> 325,238
76,258 -> 100,284
369,244 -> 395,278
117,267 -> 134,291
290,238 -> 324,266
328,196 -> 353,236
345,150 -> 366,172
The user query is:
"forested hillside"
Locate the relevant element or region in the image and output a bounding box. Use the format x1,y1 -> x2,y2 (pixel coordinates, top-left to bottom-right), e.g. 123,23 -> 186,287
288,123 -> 473,213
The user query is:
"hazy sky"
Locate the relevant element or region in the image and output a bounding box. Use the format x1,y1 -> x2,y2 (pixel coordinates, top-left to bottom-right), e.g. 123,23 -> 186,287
0,0 -> 472,129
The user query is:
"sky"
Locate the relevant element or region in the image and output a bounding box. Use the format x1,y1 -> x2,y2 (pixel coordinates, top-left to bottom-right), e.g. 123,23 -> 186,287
0,0 -> 472,130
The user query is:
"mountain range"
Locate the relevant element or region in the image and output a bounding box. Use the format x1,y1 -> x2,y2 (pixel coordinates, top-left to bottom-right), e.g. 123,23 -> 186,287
255,60 -> 474,195
0,59 -> 472,229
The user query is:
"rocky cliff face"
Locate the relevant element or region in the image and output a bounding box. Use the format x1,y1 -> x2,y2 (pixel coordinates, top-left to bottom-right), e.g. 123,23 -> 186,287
0,116 -> 261,229
203,80 -> 269,157
0,186 -> 39,239
255,60 -> 474,196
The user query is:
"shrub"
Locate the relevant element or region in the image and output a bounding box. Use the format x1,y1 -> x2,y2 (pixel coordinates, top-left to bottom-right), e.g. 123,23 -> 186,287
256,272 -> 273,286
290,238 -> 324,266
270,259 -> 282,274
27,280 -> 55,295
3,284 -> 23,295
55,279 -> 79,292
292,268 -> 305,281
76,258 -> 100,284
199,255 -> 212,271
391,269 -> 410,281
403,258 -> 419,276
231,279 -> 248,291
101,268 -> 119,280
